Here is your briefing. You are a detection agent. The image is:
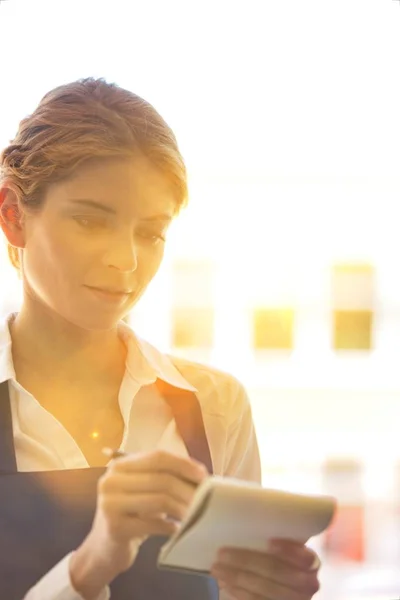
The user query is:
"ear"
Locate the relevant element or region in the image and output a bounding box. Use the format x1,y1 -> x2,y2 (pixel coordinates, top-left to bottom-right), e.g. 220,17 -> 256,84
0,183 -> 25,249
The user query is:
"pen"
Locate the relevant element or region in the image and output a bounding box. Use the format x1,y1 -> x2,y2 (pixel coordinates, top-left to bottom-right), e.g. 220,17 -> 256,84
102,447 -> 206,489
102,447 -> 126,460
101,446 -> 198,525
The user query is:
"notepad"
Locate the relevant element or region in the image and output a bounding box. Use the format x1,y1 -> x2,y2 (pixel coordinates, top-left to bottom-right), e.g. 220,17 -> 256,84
158,476 -> 336,574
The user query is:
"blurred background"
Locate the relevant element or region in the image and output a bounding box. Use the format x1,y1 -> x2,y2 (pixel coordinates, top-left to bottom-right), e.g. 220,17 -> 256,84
1,0 -> 400,597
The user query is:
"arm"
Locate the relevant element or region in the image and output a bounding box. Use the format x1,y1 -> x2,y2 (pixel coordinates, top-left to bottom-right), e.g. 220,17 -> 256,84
222,383 -> 261,484
22,451 -> 208,600
216,383 -> 320,600
23,553 -> 110,600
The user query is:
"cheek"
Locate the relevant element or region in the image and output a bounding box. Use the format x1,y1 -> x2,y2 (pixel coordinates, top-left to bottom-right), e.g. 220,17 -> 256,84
132,245 -> 165,299
23,228 -> 84,292
138,245 -> 165,279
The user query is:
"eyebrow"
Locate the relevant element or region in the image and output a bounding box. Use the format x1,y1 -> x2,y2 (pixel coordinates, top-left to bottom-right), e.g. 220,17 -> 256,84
69,199 -> 116,214
68,199 -> 173,221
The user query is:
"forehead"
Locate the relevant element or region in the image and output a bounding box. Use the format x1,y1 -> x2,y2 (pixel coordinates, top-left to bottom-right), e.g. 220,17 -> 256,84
44,156 -> 178,218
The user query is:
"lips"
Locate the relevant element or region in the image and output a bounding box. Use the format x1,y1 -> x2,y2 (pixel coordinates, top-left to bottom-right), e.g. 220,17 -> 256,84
85,286 -> 133,305
86,286 -> 133,295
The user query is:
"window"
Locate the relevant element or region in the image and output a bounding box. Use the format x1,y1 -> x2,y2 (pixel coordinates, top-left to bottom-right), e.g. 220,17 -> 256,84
252,308 -> 294,350
333,310 -> 373,350
331,264 -> 374,351
171,260 -> 215,349
322,458 -> 365,562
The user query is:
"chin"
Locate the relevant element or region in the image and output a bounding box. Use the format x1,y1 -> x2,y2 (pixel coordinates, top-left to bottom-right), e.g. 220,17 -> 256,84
54,305 -> 128,332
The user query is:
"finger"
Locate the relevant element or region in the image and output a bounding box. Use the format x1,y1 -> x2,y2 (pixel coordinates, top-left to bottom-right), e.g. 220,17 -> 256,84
214,549 -> 319,595
211,564 -> 319,600
111,449 -> 207,484
100,492 -> 189,522
218,582 -> 265,600
113,515 -> 179,539
100,471 -> 198,505
267,539 -> 320,571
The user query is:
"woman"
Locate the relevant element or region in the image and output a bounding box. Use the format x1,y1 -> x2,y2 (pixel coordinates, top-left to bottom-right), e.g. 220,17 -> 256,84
0,78 -> 320,600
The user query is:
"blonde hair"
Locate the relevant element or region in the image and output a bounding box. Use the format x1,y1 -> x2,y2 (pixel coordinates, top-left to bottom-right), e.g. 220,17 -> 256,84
0,77 -> 188,269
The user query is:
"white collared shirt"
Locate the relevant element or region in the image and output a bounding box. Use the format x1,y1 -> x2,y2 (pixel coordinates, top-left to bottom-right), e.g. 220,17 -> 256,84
0,313 -> 261,600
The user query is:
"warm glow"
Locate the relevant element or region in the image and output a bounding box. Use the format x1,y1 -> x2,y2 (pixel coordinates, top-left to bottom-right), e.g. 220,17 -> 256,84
0,2 -> 399,590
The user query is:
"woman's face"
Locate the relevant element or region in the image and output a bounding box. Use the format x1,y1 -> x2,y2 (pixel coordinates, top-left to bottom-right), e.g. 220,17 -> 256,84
20,156 -> 177,330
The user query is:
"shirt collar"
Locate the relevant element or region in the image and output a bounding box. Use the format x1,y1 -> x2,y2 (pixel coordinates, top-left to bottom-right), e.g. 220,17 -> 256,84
118,320 -> 197,392
0,313 -> 197,392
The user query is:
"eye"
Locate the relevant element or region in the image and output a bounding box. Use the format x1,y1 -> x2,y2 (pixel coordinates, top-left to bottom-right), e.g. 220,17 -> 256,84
137,229 -> 166,244
73,216 -> 108,230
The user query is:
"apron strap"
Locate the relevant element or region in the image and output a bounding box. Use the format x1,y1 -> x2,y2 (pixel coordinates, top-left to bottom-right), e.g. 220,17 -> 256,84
0,381 -> 17,473
156,379 -> 213,474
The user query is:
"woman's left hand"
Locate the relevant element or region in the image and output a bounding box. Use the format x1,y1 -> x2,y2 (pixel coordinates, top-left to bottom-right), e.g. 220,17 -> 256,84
211,538 -> 321,599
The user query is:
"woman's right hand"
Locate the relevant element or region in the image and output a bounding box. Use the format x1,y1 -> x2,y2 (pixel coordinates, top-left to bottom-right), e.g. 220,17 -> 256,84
69,450 -> 208,600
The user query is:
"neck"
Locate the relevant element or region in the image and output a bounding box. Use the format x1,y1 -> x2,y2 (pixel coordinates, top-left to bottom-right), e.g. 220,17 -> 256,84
9,298 -> 127,384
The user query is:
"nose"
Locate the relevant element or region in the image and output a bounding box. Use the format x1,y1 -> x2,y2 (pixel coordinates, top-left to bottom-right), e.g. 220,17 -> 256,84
103,230 -> 138,273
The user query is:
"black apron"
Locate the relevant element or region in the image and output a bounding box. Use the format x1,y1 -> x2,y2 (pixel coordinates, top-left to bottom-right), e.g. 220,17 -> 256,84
0,379 -> 219,599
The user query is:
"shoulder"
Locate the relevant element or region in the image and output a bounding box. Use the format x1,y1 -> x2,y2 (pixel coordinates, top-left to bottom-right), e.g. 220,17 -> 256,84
130,330 -> 260,479
122,322 -> 253,427
169,354 -> 252,426
169,355 -> 261,482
